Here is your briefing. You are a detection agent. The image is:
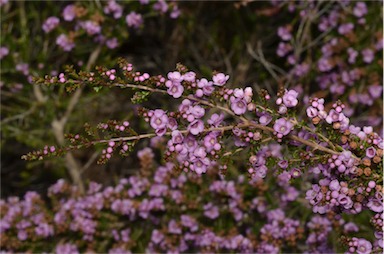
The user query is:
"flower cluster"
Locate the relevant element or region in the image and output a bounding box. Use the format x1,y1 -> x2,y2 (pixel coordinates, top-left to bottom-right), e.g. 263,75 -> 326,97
3,146 -> 382,253
41,0 -> 180,51
273,1 -> 383,128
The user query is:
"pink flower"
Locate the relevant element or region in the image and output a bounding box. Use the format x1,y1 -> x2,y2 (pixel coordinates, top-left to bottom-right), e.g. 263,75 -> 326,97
306,106 -> 318,118
62,5 -> 76,21
356,238 -> 372,254
42,17 -> 60,33
167,71 -> 184,82
230,97 -> 247,115
353,2 -> 368,18
282,89 -> 298,108
273,118 -> 294,138
106,38 -> 119,49
0,46 -> 9,59
126,12 -> 143,29
366,147 -> 376,158
362,48 -> 374,63
207,113 -> 224,127
81,21 -> 101,35
203,132 -> 220,152
166,81 -> 184,98
171,130 -> 184,144
182,71 -> 196,82
277,26 -> 292,41
212,73 -> 229,86
56,34 -> 75,52
188,120 -> 204,135
103,0 -> 123,19
150,109 -> 168,130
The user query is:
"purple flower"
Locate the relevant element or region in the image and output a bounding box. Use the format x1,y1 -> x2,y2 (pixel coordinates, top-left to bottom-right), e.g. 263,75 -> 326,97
42,17 -> 59,33
62,5 -> 76,21
56,34 -> 75,52
282,89 -> 299,107
338,23 -> 354,35
290,168 -> 302,178
167,117 -> 178,130
190,105 -> 205,119
106,38 -> 119,49
325,109 -> 342,124
17,230 -> 27,241
367,198 -> 383,213
337,194 -> 353,209
0,46 -> 9,59
318,57 -> 333,72
362,48 -> 374,63
368,84 -> 383,99
16,63 -> 29,76
273,118 -> 294,138
171,130 -> 184,144
55,243 -> 79,254
182,71 -> 196,82
35,223 -> 54,237
356,238 -> 372,254
276,42 -> 292,57
329,180 -> 341,191
230,97 -> 247,115
151,229 -> 164,244
212,73 -> 229,86
126,12 -> 143,29
278,160 -> 288,169
207,113 -> 224,127
103,0 -> 123,19
353,2 -> 368,18
366,147 -> 376,158
277,27 -> 292,41
181,215 -> 198,232
306,106 -> 318,118
259,113 -> 272,125
197,78 -> 211,88
81,20 -> 101,35
254,165 -> 268,179
203,203 -> 219,219
188,119 -> 204,135
203,132 -> 220,152
168,220 -> 182,234
150,109 -> 168,130
347,48 -> 358,63
344,222 -> 359,233
109,247 -> 130,254
166,81 -> 184,98
0,0 -> 8,7
168,71 -> 184,82
153,0 -> 168,13
277,26 -> 292,41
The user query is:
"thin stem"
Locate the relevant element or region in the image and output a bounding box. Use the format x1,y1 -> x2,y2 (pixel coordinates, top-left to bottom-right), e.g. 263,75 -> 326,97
90,123 -> 250,145
112,82 -> 345,157
246,121 -> 341,156
115,83 -> 249,122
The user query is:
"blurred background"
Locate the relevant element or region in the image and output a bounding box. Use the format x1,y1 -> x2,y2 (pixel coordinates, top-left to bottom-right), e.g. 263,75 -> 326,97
1,0 -> 382,197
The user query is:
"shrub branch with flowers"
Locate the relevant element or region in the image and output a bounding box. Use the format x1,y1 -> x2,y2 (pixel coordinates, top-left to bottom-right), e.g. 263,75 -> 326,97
5,57 -> 381,253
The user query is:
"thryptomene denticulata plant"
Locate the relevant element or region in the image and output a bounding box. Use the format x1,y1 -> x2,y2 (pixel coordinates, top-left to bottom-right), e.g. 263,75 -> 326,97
6,57 -> 381,253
